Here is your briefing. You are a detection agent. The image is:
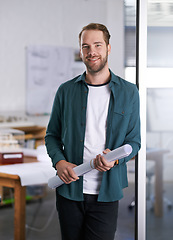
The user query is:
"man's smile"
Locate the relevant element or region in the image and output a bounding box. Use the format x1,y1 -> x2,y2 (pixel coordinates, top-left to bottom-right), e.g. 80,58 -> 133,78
87,56 -> 100,62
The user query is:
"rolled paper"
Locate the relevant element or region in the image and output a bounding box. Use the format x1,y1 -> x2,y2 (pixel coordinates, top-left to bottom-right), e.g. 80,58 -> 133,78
48,144 -> 132,189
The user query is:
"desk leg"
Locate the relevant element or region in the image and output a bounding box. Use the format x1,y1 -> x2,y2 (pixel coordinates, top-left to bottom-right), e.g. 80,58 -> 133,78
0,186 -> 3,204
14,182 -> 26,240
154,154 -> 163,217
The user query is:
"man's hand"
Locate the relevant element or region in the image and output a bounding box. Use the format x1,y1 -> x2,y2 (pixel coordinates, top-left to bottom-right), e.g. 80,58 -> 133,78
94,149 -> 116,172
55,160 -> 79,184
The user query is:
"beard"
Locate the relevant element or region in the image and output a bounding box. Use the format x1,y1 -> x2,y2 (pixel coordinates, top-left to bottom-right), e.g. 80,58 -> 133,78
83,51 -> 108,74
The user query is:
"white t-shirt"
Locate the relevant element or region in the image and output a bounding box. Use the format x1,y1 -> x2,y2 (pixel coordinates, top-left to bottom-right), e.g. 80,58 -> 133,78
83,82 -> 111,194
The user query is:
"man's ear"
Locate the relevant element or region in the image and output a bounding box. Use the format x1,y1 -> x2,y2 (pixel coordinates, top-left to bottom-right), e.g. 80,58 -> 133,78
108,44 -> 111,55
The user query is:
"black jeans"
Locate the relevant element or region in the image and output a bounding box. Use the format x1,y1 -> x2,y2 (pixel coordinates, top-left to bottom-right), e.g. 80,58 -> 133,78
56,193 -> 119,240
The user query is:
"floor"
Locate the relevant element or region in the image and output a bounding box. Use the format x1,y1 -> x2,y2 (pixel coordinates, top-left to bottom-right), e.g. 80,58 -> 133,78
0,183 -> 173,240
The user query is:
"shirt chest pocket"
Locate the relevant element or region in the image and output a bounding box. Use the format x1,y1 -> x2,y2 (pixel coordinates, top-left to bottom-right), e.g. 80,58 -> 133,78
112,107 -> 133,133
113,107 -> 132,117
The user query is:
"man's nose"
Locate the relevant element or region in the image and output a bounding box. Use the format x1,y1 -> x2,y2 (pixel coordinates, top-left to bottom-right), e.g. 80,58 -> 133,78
88,46 -> 96,56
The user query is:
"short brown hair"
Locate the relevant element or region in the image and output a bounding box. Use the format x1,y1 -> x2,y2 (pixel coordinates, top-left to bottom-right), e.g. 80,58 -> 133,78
79,23 -> 111,46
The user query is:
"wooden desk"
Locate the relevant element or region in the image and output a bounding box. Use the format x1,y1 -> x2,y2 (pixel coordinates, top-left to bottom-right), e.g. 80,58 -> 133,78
0,172 -> 26,240
0,156 -> 37,240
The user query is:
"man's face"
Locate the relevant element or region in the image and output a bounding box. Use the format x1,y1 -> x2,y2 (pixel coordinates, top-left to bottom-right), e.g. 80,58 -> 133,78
80,30 -> 111,74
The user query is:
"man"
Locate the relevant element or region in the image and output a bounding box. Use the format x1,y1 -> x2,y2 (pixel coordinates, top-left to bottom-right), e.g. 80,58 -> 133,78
45,23 -> 141,240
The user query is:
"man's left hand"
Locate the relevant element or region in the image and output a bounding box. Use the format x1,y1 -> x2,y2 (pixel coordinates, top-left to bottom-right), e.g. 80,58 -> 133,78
94,149 -> 116,172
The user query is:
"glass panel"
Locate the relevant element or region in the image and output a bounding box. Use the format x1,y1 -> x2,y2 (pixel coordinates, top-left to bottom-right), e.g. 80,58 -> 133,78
146,1 -> 173,239
116,1 -> 136,240
146,88 -> 173,239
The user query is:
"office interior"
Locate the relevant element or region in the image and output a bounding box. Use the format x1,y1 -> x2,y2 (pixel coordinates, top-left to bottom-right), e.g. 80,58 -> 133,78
0,0 -> 173,239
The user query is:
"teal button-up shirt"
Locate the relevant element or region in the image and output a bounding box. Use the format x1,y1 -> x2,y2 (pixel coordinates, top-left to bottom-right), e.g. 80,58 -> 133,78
45,70 -> 141,202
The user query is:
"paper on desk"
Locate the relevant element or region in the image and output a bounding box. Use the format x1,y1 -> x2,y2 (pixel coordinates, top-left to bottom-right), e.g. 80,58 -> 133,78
21,146 -> 51,162
37,145 -> 52,162
0,145 -> 56,186
0,161 -> 56,186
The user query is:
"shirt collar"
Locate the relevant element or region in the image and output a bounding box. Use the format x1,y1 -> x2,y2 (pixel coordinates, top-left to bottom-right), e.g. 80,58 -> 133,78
74,69 -> 120,85
74,72 -> 86,83
109,70 -> 120,85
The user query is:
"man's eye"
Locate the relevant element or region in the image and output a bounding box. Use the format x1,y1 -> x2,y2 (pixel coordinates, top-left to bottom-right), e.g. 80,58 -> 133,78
96,44 -> 101,47
82,45 -> 89,49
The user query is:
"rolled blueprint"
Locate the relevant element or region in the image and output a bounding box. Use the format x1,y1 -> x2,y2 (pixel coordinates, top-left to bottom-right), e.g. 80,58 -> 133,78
48,144 -> 132,189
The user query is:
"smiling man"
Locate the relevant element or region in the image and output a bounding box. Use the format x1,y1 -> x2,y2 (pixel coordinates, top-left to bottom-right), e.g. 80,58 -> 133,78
80,29 -> 110,76
45,23 -> 141,240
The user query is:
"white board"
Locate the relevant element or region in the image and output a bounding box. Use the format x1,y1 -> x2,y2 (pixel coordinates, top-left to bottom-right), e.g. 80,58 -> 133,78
26,45 -> 84,115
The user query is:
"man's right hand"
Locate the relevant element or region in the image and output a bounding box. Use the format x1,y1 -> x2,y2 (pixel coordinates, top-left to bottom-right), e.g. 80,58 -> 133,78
55,160 -> 79,184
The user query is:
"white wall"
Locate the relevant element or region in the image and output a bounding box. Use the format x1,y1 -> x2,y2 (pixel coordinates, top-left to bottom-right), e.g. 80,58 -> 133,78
0,0 -> 125,112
